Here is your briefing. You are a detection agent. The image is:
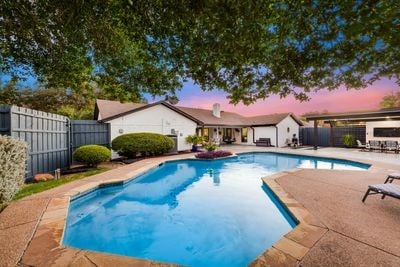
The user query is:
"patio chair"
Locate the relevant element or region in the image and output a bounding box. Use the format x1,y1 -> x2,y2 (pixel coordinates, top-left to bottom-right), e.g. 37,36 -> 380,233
384,172 -> 400,183
362,183 -> 400,202
367,140 -> 383,152
384,141 -> 399,153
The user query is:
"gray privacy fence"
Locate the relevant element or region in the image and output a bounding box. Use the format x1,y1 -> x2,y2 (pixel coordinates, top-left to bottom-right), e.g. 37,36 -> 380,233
71,120 -> 110,152
300,126 -> 366,147
0,105 -> 110,180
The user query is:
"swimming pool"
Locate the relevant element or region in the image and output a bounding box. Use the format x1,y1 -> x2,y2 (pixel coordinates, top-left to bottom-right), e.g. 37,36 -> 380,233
63,152 -> 369,266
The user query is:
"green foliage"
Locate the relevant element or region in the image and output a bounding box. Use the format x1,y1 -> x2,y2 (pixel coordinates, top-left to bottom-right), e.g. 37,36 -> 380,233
185,135 -> 203,145
1,2 -> 399,104
342,134 -> 356,147
13,167 -> 109,200
204,143 -> 217,151
112,133 -> 174,158
73,145 -> 111,167
0,135 -> 28,204
380,92 -> 400,108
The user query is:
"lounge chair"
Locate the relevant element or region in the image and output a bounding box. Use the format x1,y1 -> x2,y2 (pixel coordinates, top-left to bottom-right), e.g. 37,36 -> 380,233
384,141 -> 399,153
384,172 -> 400,183
356,140 -> 366,149
362,183 -> 400,202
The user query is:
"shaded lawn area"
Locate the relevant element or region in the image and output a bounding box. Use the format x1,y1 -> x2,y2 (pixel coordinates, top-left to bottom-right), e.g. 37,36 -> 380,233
13,167 -> 110,200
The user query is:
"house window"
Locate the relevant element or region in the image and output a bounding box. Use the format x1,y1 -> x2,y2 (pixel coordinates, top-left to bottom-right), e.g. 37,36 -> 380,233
287,127 -> 290,133
373,127 -> 400,137
197,128 -> 209,141
241,128 -> 248,142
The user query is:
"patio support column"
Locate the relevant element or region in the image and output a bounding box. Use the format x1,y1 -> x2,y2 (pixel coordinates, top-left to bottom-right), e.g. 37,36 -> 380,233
329,121 -> 334,147
313,120 -> 318,150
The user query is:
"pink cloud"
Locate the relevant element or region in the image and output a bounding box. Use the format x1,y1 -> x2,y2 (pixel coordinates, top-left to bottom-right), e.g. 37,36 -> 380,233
178,78 -> 398,116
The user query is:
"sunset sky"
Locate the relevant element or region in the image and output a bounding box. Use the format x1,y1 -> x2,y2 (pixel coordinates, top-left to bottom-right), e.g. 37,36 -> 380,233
161,77 -> 398,116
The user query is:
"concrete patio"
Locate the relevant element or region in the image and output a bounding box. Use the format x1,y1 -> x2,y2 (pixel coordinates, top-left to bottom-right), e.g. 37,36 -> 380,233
0,146 -> 399,266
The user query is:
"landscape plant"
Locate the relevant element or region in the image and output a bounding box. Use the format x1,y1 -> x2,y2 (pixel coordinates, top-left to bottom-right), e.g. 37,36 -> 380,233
204,143 -> 217,151
185,135 -> 203,152
342,134 -> 356,148
73,145 -> 111,167
0,135 -> 28,206
112,133 -> 174,158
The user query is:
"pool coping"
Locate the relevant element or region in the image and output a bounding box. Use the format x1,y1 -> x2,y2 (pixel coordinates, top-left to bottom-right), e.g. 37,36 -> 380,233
19,151 -> 370,266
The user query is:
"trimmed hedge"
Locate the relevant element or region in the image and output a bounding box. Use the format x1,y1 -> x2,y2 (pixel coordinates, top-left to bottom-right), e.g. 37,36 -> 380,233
112,132 -> 174,158
0,135 -> 28,205
195,150 -> 232,159
73,145 -> 111,167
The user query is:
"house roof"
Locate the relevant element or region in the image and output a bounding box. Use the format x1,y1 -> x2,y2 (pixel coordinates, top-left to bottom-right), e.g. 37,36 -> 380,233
305,108 -> 400,122
95,99 -> 303,126
177,106 -> 248,126
247,113 -> 303,126
96,99 -> 147,120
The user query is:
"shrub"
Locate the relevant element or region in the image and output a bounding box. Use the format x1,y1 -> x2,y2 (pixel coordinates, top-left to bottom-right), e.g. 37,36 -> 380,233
73,145 -> 111,167
342,134 -> 356,147
112,132 -> 174,158
0,135 -> 28,205
204,143 -> 217,151
185,135 -> 203,145
195,150 -> 232,159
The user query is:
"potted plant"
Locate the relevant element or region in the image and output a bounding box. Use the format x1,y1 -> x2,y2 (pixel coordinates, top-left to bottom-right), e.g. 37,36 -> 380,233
342,134 -> 356,148
185,135 -> 203,152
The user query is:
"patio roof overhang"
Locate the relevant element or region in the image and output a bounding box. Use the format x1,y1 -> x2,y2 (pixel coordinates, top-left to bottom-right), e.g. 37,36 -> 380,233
305,109 -> 400,122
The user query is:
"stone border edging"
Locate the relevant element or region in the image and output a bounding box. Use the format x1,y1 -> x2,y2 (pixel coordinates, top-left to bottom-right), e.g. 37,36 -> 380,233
249,170 -> 329,266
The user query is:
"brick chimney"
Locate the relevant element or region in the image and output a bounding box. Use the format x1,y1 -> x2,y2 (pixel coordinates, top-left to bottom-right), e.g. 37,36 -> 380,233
212,103 -> 221,118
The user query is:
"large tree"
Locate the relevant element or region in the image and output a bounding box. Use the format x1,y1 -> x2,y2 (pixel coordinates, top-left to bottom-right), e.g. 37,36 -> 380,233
380,91 -> 400,108
1,1 -> 399,104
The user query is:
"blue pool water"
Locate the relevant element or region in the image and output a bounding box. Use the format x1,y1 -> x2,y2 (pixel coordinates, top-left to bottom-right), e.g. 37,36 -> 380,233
63,153 -> 369,266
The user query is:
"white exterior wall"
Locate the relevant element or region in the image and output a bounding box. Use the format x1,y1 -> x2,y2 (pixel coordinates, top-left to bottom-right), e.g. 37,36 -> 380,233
276,116 -> 300,147
253,126 -> 277,146
248,116 -> 300,147
366,121 -> 400,142
108,105 -> 197,151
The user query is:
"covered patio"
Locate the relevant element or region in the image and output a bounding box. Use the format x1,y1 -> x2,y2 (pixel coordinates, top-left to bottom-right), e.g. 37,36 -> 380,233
196,125 -> 249,145
306,108 -> 400,150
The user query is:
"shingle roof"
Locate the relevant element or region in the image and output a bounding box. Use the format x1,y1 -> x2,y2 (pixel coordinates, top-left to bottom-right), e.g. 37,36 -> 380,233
95,99 -> 303,126
247,113 -> 303,126
96,99 -> 147,120
176,106 -> 248,126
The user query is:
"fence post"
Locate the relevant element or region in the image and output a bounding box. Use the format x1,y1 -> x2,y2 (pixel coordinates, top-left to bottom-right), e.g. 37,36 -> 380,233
67,118 -> 72,168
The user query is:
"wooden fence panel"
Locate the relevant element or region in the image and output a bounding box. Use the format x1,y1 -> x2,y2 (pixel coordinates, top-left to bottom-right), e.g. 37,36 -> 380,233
1,106 -> 111,180
8,106 -> 70,180
71,120 -> 110,152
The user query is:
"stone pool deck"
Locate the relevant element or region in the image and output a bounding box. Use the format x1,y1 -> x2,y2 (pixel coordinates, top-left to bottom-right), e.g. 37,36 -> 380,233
1,146 -> 400,266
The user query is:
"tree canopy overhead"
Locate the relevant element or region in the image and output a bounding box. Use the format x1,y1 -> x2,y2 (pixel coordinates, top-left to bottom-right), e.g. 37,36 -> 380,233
1,1 -> 399,104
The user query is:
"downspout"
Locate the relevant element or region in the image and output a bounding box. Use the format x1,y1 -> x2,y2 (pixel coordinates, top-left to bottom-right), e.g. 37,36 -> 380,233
274,125 -> 278,147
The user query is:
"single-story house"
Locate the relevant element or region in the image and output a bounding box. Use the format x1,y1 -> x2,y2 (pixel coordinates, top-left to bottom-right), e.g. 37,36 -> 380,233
95,99 -> 303,151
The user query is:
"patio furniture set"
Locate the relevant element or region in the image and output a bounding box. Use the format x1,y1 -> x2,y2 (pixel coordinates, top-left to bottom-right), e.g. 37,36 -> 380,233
358,140 -> 400,153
